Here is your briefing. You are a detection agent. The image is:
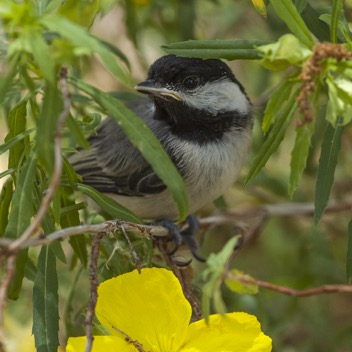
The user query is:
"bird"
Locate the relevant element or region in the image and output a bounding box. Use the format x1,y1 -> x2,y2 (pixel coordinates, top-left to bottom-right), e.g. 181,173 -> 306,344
69,54 -> 253,257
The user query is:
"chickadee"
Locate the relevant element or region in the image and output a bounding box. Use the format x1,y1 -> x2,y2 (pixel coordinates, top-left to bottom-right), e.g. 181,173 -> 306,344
70,55 -> 252,254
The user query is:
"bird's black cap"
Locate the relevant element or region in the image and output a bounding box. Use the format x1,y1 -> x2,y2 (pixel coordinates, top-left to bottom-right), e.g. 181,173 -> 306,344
147,54 -> 237,86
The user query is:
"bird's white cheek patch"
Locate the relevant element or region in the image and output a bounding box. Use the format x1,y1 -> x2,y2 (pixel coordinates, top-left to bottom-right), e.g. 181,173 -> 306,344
179,79 -> 250,115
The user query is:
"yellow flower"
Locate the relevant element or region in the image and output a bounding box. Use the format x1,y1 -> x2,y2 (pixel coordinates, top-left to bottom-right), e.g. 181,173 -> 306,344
66,268 -> 272,352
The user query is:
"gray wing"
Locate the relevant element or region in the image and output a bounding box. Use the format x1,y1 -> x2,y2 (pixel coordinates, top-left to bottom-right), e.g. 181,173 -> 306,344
69,98 -> 168,196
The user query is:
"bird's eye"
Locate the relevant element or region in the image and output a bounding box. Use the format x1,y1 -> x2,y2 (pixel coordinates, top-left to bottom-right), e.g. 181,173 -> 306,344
182,75 -> 200,90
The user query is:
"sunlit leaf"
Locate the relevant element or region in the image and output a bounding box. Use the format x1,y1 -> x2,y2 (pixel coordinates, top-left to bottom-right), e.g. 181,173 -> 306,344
225,269 -> 259,295
251,0 -> 267,18
257,34 -> 311,71
314,121 -> 344,224
33,246 -> 59,352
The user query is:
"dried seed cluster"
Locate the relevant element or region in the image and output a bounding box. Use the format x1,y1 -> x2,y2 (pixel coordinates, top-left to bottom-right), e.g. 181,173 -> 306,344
297,42 -> 352,125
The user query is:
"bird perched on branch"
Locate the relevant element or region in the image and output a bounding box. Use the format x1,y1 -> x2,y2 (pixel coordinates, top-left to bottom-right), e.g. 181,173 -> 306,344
70,54 -> 253,258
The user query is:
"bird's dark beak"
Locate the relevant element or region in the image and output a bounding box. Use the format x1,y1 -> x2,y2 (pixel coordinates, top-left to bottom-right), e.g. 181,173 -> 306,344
135,80 -> 181,101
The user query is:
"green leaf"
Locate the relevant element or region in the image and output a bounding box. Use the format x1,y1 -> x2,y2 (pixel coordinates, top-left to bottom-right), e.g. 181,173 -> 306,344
60,187 -> 88,266
40,15 -> 132,86
36,82 -> 62,174
289,122 -> 313,197
5,151 -> 37,299
0,168 -> 15,180
225,269 -> 259,295
246,97 -> 298,185
257,34 -> 311,71
202,236 -> 240,318
0,178 -> 13,236
331,0 -> 344,43
33,246 -> 59,352
347,218 -> 352,283
77,183 -> 142,223
269,0 -> 314,48
65,114 -> 90,149
69,77 -> 189,221
0,128 -> 34,155
162,39 -> 271,60
5,100 -> 28,169
26,29 -> 56,83
262,80 -> 295,133
326,76 -> 352,126
314,121 -> 344,224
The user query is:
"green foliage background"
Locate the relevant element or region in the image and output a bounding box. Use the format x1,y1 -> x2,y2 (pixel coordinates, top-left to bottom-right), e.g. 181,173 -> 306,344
1,0 -> 352,351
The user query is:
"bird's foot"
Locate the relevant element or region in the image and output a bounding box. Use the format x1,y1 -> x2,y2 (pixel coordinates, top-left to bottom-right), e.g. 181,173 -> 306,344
155,215 -> 205,262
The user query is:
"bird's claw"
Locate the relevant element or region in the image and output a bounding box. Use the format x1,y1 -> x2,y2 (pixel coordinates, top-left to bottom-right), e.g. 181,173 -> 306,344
155,215 -> 205,262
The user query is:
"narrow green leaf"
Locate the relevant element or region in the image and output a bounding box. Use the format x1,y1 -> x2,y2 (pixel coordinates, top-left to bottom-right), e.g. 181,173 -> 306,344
314,122 -> 344,224
0,168 -> 15,179
0,128 -> 34,155
162,39 -> 271,60
26,29 -> 56,83
289,122 -> 313,197
269,0 -> 314,48
331,0 -> 344,43
77,183 -> 142,223
33,246 -> 59,352
0,178 -> 13,236
33,185 -> 67,264
40,16 -> 132,86
65,114 -> 90,149
5,101 -> 28,169
69,77 -> 189,221
60,187 -> 88,266
5,152 -> 37,299
62,156 -> 79,186
245,98 -> 298,185
262,80 -> 295,133
347,218 -> 352,283
202,237 -> 239,318
36,82 -> 62,174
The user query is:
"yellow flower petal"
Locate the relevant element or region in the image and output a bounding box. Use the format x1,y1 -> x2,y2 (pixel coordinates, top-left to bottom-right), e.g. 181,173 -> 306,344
181,312 -> 272,352
96,268 -> 192,351
66,336 -> 135,352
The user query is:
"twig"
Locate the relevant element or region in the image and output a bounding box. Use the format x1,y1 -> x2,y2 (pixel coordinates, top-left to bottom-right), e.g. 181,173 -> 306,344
228,272 -> 352,297
0,221 -> 167,250
120,222 -> 142,272
85,233 -> 103,352
8,67 -> 71,252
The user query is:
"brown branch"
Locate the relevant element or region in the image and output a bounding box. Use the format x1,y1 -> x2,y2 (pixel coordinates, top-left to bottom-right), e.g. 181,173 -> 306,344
228,272 -> 352,297
85,233 -> 103,352
8,67 -> 71,252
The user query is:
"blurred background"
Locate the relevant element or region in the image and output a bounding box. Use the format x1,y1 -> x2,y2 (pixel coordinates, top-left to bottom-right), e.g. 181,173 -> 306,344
2,0 -> 352,351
